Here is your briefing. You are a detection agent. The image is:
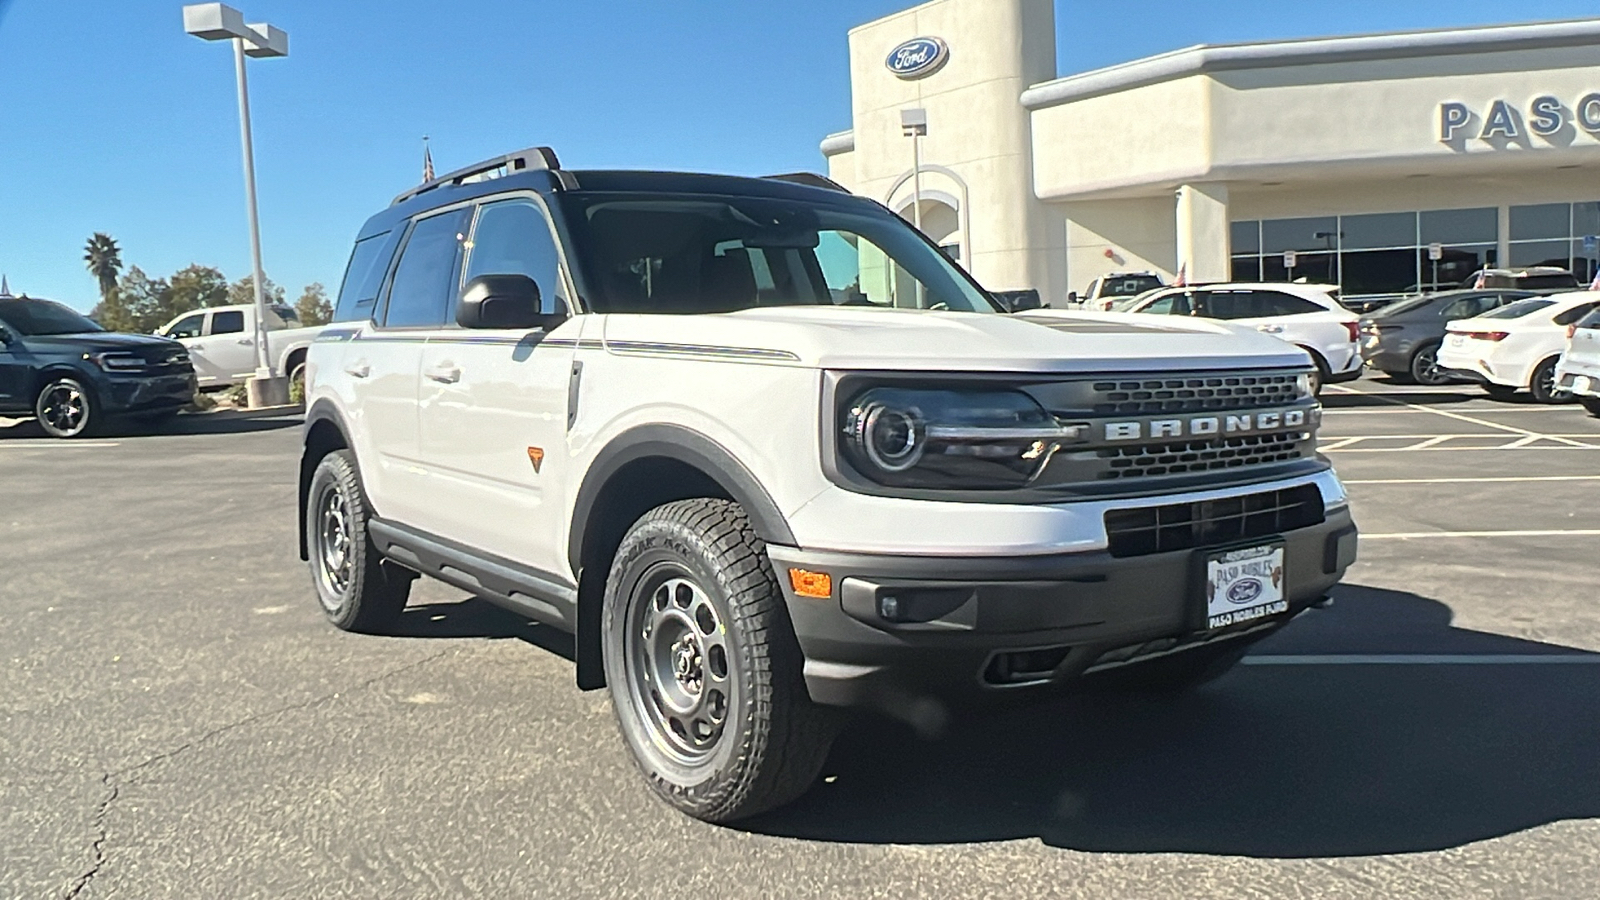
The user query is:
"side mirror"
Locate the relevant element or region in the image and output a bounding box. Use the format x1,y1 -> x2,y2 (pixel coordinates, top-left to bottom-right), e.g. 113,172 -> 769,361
1067,291 -> 1079,304
456,274 -> 563,330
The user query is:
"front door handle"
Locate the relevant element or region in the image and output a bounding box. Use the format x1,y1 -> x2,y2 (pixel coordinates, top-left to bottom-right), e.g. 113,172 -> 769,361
345,361 -> 371,379
425,363 -> 461,384
237,338 -> 254,346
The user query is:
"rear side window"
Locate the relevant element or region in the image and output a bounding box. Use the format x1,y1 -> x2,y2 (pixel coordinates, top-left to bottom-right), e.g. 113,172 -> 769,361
1198,290 -> 1321,320
382,210 -> 471,328
1553,302 -> 1600,327
1483,299 -> 1557,319
333,231 -> 400,323
210,310 -> 245,335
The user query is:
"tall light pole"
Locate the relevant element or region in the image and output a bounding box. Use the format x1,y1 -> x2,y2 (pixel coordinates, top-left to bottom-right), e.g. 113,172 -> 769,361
183,3 -> 289,408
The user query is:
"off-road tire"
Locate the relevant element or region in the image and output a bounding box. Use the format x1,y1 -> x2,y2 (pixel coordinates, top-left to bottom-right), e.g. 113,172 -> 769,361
305,450 -> 410,633
34,376 -> 98,438
602,498 -> 837,823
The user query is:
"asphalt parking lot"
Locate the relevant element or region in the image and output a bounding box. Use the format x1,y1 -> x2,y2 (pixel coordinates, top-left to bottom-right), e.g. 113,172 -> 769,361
4,375 -> 1599,899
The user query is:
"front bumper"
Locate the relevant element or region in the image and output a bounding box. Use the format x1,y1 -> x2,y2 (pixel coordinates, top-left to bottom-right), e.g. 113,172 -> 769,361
769,504 -> 1356,713
99,371 -> 197,414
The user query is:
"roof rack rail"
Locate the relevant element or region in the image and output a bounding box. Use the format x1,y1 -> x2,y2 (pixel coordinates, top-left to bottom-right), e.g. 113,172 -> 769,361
392,146 -> 561,206
764,172 -> 851,194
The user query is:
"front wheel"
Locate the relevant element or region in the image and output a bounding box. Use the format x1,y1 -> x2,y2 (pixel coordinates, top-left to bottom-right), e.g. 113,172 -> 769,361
602,498 -> 837,823
305,450 -> 410,633
1529,358 -> 1574,404
35,377 -> 99,438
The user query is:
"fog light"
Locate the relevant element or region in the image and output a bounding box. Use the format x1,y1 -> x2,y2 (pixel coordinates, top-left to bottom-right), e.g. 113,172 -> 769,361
878,595 -> 901,621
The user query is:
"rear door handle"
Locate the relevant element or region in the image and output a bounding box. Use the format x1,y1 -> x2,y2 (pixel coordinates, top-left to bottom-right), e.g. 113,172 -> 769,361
345,361 -> 371,379
425,363 -> 461,384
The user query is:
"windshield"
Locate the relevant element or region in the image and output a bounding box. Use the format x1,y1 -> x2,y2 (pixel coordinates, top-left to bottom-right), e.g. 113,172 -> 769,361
1481,298 -> 1556,320
0,297 -> 105,335
1100,275 -> 1163,297
558,193 -> 997,314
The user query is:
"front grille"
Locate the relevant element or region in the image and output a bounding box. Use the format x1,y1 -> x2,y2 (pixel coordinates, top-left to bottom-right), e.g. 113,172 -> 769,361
1103,483 -> 1325,558
1088,373 -> 1301,415
1099,431 -> 1306,480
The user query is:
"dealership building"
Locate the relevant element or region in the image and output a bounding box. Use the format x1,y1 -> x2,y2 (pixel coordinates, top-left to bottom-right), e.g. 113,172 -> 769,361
820,0 -> 1600,304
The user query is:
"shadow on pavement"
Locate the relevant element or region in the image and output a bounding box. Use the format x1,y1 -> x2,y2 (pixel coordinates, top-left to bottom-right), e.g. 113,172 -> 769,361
1319,388 -> 1486,409
391,597 -> 576,662
744,584 -> 1600,858
0,409 -> 303,440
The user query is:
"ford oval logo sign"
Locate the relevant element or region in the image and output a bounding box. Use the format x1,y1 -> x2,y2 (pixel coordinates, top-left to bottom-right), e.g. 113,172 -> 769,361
886,37 -> 949,80
1227,579 -> 1265,606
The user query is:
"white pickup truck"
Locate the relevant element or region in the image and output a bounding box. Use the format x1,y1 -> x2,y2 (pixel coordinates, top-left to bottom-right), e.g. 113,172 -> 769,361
155,303 -> 327,391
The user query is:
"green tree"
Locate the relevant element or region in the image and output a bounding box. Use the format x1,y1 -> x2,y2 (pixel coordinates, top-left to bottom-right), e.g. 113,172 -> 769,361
83,233 -> 123,304
166,265 -> 230,321
294,282 -> 332,326
227,273 -> 286,308
114,266 -> 174,334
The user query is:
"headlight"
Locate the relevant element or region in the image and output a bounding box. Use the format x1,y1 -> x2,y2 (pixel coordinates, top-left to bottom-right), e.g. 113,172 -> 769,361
86,351 -> 146,372
1295,372 -> 1315,399
839,387 -> 1085,489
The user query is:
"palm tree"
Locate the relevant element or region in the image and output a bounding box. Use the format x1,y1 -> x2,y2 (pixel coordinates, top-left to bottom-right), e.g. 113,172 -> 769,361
83,233 -> 123,304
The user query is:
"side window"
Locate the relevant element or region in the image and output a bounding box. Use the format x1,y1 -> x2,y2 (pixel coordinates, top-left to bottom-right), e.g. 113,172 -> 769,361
1263,293 -> 1324,316
382,209 -> 470,328
1554,302 -> 1600,327
1439,298 -> 1481,320
1194,292 -> 1235,319
210,310 -> 245,335
463,199 -> 564,313
1140,292 -> 1191,316
166,314 -> 205,339
333,231 -> 400,323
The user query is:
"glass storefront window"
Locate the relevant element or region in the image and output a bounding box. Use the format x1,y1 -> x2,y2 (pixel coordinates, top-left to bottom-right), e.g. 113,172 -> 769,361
1573,202 -> 1600,240
1420,244 -> 1496,292
1231,255 -> 1261,281
1342,249 -> 1419,295
1231,221 -> 1260,254
1262,217 -> 1339,253
1261,251 -> 1336,284
1510,204 -> 1571,241
1420,208 -> 1497,245
1508,239 -> 1572,269
1342,212 -> 1417,250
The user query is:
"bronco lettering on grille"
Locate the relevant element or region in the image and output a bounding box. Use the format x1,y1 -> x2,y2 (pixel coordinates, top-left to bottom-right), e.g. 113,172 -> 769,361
1102,409 -> 1308,443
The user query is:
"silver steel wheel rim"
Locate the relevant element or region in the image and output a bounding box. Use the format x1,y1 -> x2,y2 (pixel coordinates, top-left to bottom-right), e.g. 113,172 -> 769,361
316,487 -> 354,607
40,383 -> 86,435
624,571 -> 733,763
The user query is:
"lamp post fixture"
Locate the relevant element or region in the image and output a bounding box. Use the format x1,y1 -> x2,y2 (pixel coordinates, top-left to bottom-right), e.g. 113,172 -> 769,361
183,3 -> 289,408
900,108 -> 928,234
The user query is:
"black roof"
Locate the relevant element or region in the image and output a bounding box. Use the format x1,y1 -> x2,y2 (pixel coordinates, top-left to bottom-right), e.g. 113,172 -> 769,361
362,167 -> 868,241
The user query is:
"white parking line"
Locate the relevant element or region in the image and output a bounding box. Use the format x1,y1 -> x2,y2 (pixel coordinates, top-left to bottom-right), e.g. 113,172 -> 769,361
1345,475 -> 1600,484
1243,654 -> 1600,665
1324,384 -> 1596,447
1362,529 -> 1600,539
1323,406 -> 1582,414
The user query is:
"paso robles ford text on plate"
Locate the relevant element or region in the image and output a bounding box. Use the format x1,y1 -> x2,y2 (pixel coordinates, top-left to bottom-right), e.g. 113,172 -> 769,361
1206,543 -> 1287,629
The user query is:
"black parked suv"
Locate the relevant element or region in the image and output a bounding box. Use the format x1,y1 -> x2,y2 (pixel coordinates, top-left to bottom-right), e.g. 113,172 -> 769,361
0,295 -> 196,437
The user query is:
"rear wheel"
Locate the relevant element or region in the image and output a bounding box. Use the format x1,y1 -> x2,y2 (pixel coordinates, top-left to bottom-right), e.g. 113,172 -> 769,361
34,377 -> 97,438
1529,358 -> 1573,404
602,498 -> 837,823
1409,342 -> 1452,386
305,450 -> 410,633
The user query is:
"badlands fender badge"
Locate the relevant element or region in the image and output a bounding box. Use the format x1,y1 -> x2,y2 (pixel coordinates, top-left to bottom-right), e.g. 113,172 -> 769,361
527,447 -> 545,474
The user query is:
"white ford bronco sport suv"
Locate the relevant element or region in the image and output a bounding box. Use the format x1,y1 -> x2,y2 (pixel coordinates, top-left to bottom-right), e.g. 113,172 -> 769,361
299,147 -> 1358,823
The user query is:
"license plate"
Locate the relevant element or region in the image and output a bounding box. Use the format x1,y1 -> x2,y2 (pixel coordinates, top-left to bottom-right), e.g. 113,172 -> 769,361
1204,543 -> 1287,630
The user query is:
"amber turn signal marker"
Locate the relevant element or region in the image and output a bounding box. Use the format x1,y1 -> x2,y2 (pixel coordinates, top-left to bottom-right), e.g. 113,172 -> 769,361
788,568 -> 833,599
526,447 -> 545,473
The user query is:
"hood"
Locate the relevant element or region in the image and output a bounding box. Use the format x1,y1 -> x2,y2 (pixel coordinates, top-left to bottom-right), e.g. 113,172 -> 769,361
601,307 -> 1311,373
23,331 -> 186,355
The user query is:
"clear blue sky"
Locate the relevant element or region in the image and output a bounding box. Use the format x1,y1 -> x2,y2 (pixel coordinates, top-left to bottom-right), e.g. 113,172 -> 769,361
3,0 -> 1598,312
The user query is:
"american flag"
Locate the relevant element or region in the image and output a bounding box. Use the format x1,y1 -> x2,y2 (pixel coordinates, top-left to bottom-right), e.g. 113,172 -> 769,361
1173,262 -> 1188,287
422,139 -> 434,183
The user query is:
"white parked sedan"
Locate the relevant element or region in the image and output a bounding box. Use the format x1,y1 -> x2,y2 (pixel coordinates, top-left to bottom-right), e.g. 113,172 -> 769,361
1111,283 -> 1361,392
1555,305 -> 1600,416
1437,292 -> 1600,403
